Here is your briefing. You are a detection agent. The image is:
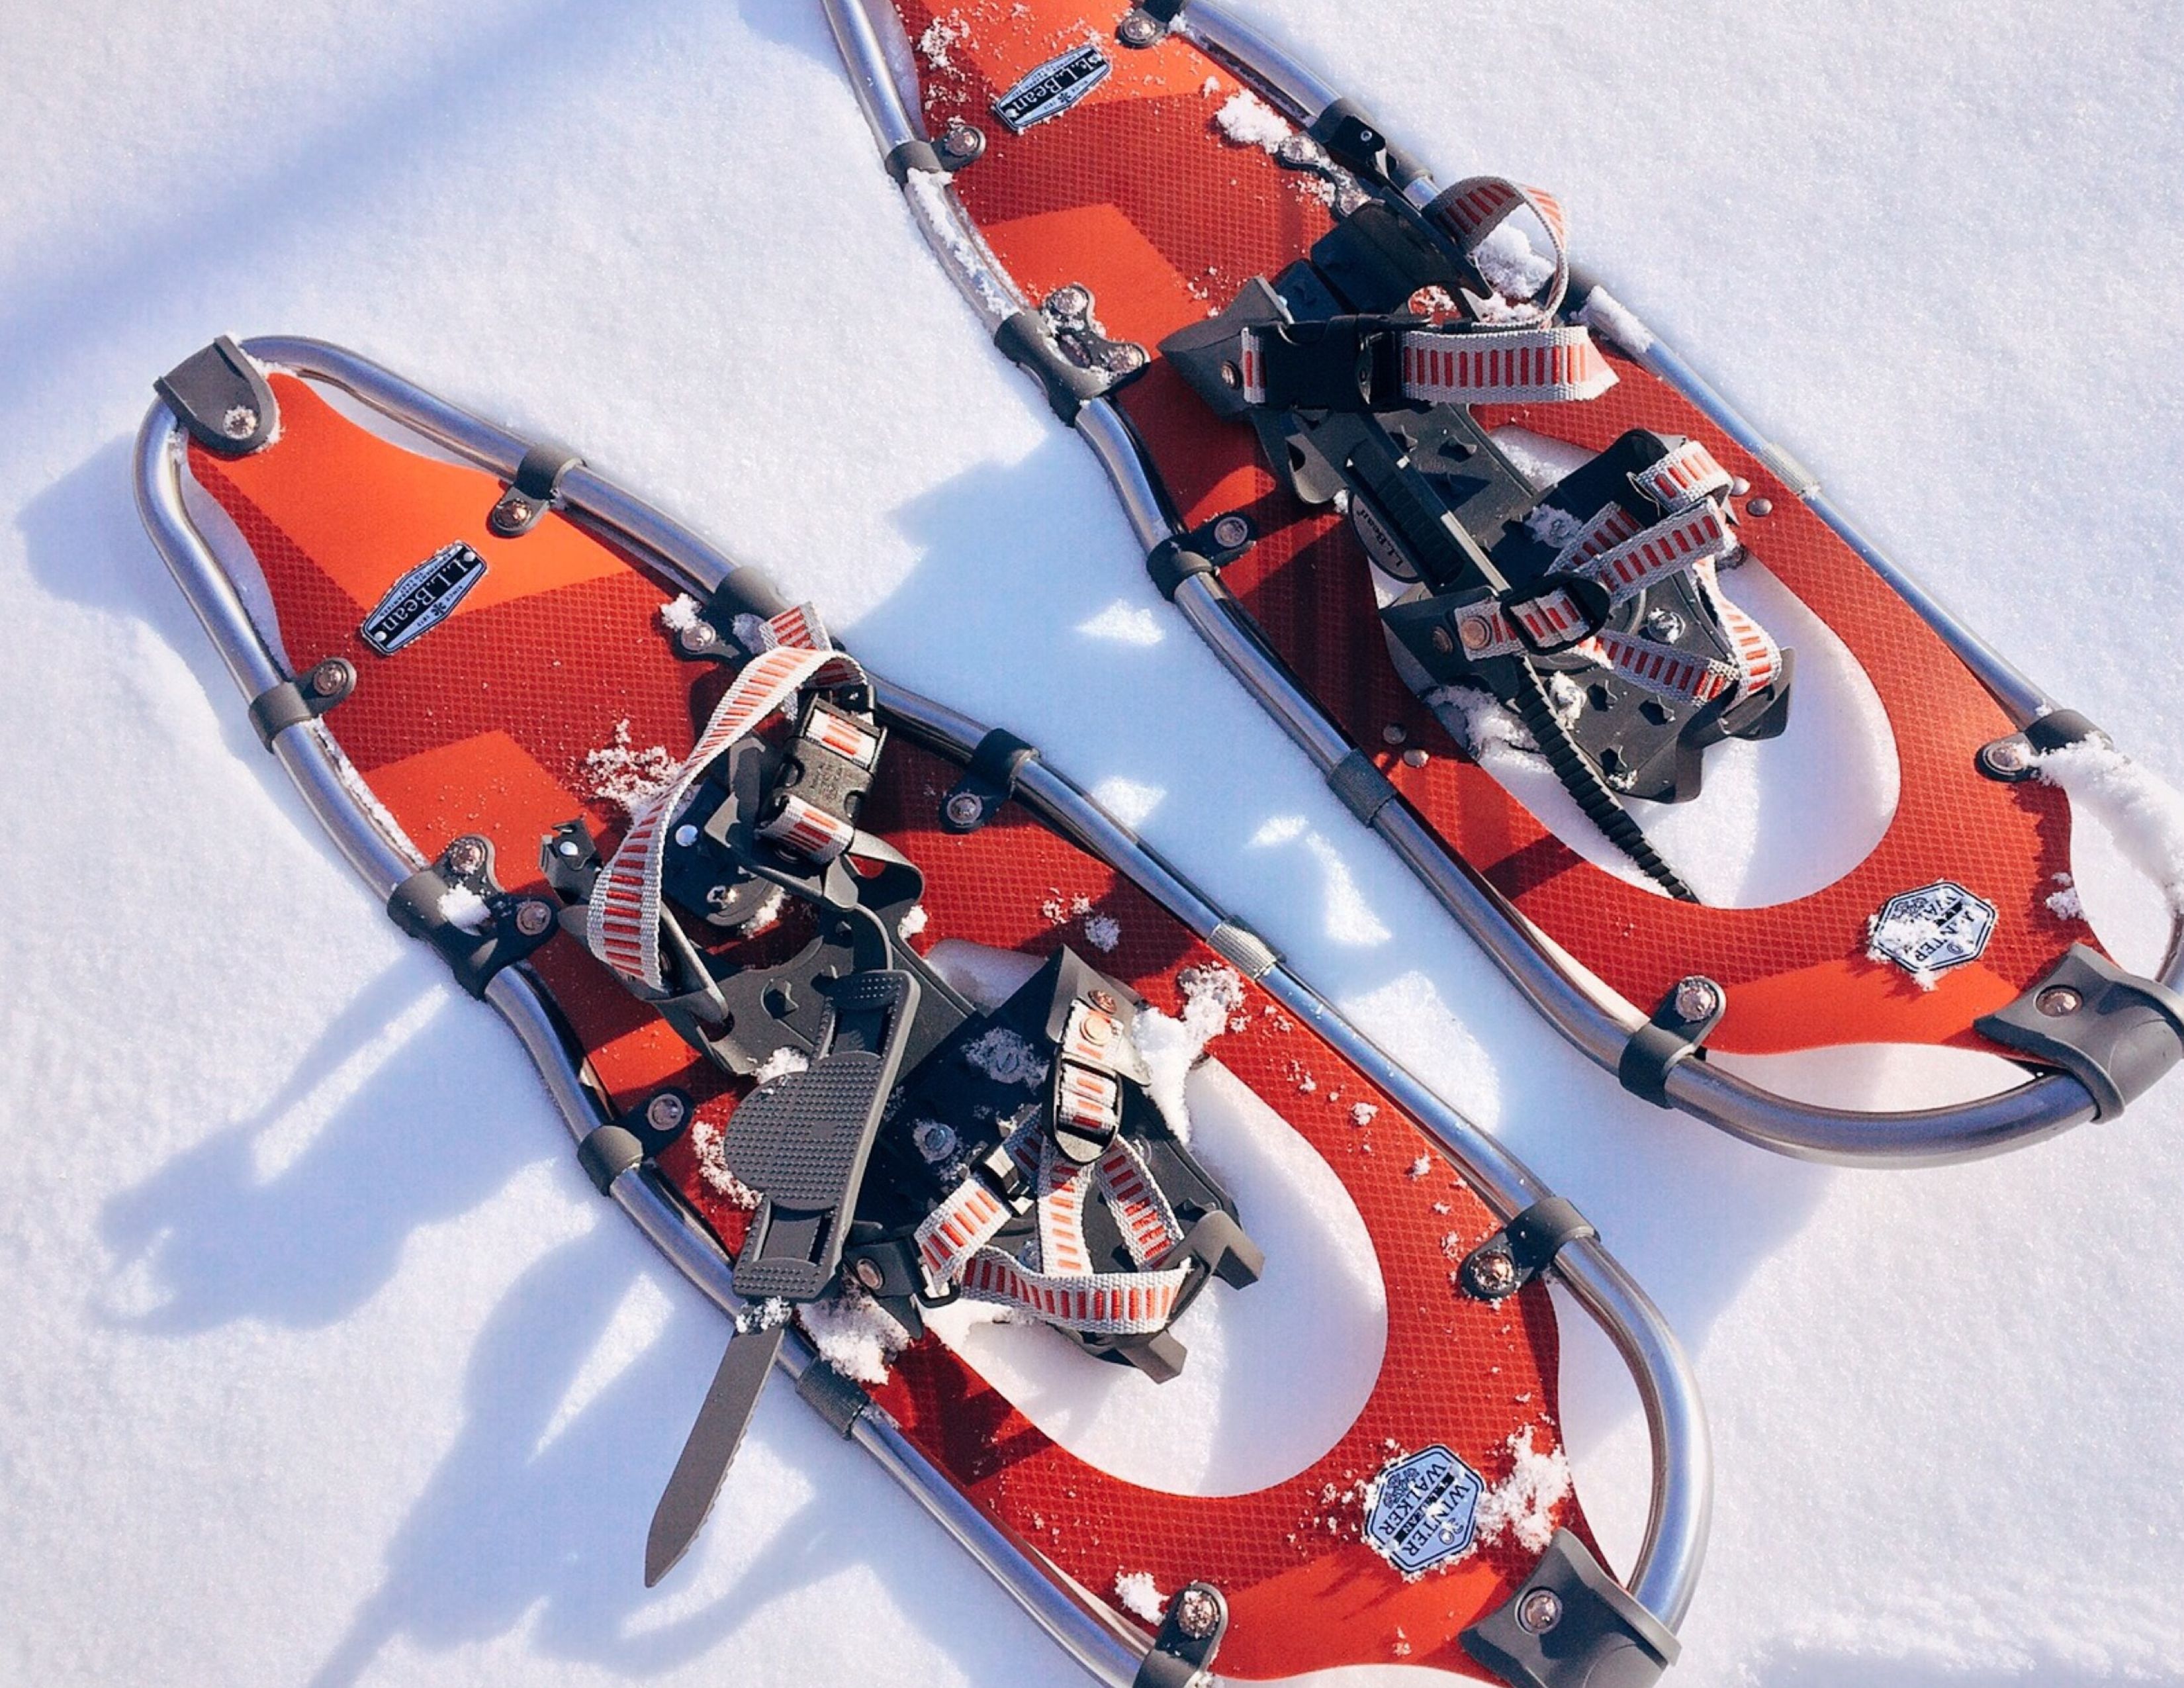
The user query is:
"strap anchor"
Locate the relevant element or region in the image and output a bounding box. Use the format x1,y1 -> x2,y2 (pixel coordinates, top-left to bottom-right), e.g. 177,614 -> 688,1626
1131,1582 -> 1228,1688
1618,975 -> 1726,1107
1459,1197 -> 1596,1303
387,834 -> 558,998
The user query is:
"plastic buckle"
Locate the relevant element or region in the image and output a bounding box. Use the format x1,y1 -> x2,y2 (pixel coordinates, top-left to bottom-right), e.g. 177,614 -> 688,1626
1504,575 -> 1612,657
1248,316 -> 1406,411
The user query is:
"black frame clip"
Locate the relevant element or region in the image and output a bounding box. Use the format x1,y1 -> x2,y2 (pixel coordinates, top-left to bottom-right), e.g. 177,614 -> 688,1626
1147,510 -> 1256,602
248,657 -> 355,750
1618,975 -> 1727,1108
155,336 -> 278,456
1976,943 -> 2184,1121
1459,1197 -> 1597,1303
940,728 -> 1040,833
1461,1529 -> 1680,1688
1131,1583 -> 1228,1688
488,442 -> 584,536
386,834 -> 560,999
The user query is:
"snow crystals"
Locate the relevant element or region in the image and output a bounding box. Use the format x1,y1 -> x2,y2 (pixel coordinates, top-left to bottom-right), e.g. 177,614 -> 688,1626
2038,737 -> 2184,912
657,593 -> 701,633
917,13 -> 966,70
1473,1427 -> 1573,1554
436,884 -> 491,933
962,1027 -> 1050,1088
752,1045 -> 809,1086
2046,871 -> 2084,922
689,1117 -> 760,1209
1132,964 -> 1246,1145
1113,1570 -> 1166,1624
897,903 -> 930,942
1350,1102 -> 1379,1128
1081,912 -> 1122,953
585,719 -> 678,815
1214,90 -> 1291,153
797,1291 -> 911,1386
1472,222 -> 1554,303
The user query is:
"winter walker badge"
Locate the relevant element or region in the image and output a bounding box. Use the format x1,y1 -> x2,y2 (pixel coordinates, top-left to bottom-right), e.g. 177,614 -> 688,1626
1364,1444 -> 1485,1577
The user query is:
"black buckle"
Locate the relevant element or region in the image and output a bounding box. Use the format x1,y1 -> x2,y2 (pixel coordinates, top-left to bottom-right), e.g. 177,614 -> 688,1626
1250,315 -> 1409,411
1504,573 -> 1611,656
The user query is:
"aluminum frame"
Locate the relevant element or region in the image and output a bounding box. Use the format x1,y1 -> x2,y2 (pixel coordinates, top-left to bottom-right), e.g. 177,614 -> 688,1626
136,336 -> 1709,1680
823,0 -> 2184,1166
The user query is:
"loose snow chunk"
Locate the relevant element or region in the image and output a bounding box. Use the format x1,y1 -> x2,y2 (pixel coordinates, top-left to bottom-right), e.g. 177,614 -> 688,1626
1474,1427 -> 1574,1554
1132,965 -> 1246,1144
1473,222 -> 1555,302
2038,738 -> 2184,912
798,1291 -> 911,1386
898,903 -> 930,941
1214,91 -> 1291,152
1577,284 -> 1655,355
1406,1156 -> 1432,1179
586,719 -> 678,815
1428,683 -> 1543,770
752,1046 -> 809,1085
1864,906 -> 1950,992
1200,76 -> 1220,96
2046,872 -> 2084,922
1350,1102 -> 1379,1128
1082,912 -> 1122,953
437,884 -> 491,933
963,1027 -> 1050,1088
1114,1570 -> 1166,1623
918,14 -> 965,68
657,593 -> 702,633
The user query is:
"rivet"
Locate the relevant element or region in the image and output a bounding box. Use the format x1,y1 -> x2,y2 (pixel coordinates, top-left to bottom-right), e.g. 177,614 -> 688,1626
1470,1249 -> 1518,1294
853,1257 -> 886,1292
1645,607 -> 1686,642
1431,626 -> 1455,654
515,900 -> 554,937
446,837 -> 486,877
1383,724 -> 1408,746
1730,477 -> 1752,496
645,1092 -> 688,1133
681,622 -> 717,649
1173,1586 -> 1221,1640
1458,614 -> 1493,653
1980,737 -> 2032,777
1047,283 -> 1092,320
1220,360 -> 1242,389
1745,496 -> 1774,518
498,496 -> 531,526
2037,986 -> 2083,1018
944,790 -> 986,827
1105,342 -> 1149,374
1402,747 -> 1428,769
1090,989 -> 1120,1013
1672,976 -> 1721,1023
674,823 -> 699,847
1211,514 -> 1252,551
310,659 -> 349,697
222,405 -> 258,439
1517,1588 -> 1563,1634
1118,9 -> 1161,48
938,120 -> 985,164
913,1120 -> 958,1162
555,837 -> 582,859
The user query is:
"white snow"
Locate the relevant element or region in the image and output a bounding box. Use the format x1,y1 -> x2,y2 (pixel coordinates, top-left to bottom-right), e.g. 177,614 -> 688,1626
751,1045 -> 809,1086
1212,90 -> 1292,153
1130,964 -> 1244,1143
1473,1426 -> 1574,1554
1113,1570 -> 1165,1623
797,1291 -> 911,1386
435,884 -> 490,933
2038,736 -> 2184,912
1473,221 -> 1555,301
8,3 -> 2184,1686
584,718 -> 678,815
961,1026 -> 1049,1088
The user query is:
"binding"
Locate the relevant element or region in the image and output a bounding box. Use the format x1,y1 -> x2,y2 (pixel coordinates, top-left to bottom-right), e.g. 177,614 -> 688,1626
1161,170 -> 1797,900
542,597 -> 1261,1384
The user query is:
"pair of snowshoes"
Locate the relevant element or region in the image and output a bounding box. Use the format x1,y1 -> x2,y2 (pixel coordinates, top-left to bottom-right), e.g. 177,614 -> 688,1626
137,3 -> 2184,1683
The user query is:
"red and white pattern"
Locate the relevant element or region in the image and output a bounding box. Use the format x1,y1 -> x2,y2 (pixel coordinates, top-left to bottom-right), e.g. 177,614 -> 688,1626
958,1249 -> 1188,1337
1055,1062 -> 1122,1141
1551,501 -> 1647,573
1633,440 -> 1733,512
1572,501 -> 1737,605
1399,325 -> 1615,404
756,792 -> 856,864
1035,1145 -> 1094,1277
1424,175 -> 1572,318
915,1175 -> 1012,1287
803,706 -> 880,769
1095,1138 -> 1185,1269
586,643 -> 833,990
1585,630 -> 1736,705
744,601 -> 863,689
1507,585 -> 1594,651
1707,564 -> 1784,693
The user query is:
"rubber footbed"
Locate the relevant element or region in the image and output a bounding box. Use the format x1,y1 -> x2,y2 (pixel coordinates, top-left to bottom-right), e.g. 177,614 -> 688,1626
893,0 -> 2095,1060
186,373 -> 1588,1679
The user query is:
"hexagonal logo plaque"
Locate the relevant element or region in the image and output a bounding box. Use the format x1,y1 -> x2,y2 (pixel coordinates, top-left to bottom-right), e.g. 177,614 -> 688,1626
1363,1444 -> 1484,1576
1868,880 -> 1998,978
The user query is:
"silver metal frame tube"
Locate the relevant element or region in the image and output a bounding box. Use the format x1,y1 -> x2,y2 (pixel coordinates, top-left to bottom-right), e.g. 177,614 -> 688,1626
825,0 -> 2184,1166
137,334 -> 1710,1652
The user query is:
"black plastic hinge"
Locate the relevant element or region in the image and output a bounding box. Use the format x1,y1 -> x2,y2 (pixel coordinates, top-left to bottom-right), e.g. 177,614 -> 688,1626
385,835 -> 559,998
248,657 -> 355,750
576,1123 -> 645,1195
940,728 -> 1040,833
1976,943 -> 2184,1121
488,442 -> 583,536
1459,1197 -> 1597,1303
994,310 -> 1113,424
1306,98 -> 1393,185
1976,708 -> 2108,782
1461,1529 -> 1679,1688
1328,749 -> 1401,826
1617,976 -> 1726,1108
156,336 -> 278,456
1131,1583 -> 1228,1688
1148,511 -> 1256,601
794,1358 -> 874,1437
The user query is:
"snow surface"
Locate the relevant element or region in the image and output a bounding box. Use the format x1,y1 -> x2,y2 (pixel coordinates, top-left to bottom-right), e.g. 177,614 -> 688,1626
5,3 -> 2184,1687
